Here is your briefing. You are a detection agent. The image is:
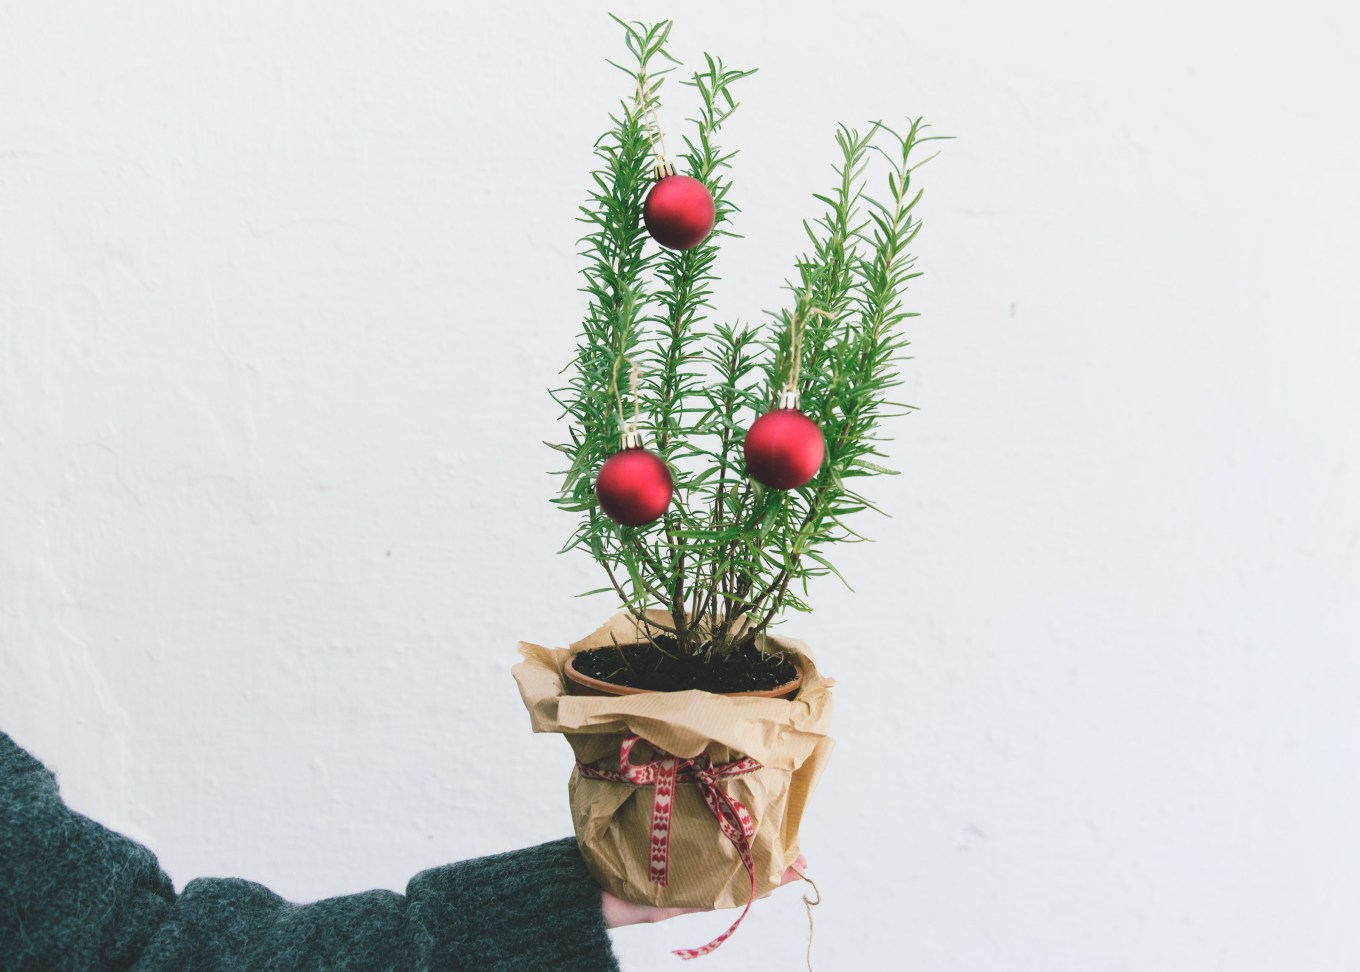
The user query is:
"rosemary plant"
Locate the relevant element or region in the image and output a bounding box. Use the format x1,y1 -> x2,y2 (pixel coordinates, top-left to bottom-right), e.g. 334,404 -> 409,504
549,17 -> 940,659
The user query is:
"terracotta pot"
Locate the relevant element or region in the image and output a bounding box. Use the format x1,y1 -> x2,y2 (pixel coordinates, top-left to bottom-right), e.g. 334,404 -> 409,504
563,649 -> 803,700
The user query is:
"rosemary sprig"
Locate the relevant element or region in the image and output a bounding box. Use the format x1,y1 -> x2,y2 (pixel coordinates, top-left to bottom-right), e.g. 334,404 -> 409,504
548,17 -> 942,657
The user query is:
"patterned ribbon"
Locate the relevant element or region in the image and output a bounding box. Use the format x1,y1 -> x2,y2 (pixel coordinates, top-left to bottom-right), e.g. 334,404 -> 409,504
576,735 -> 763,959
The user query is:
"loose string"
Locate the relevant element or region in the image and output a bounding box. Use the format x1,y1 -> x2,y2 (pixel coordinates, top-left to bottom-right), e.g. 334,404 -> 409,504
635,71 -> 669,167
791,863 -> 822,972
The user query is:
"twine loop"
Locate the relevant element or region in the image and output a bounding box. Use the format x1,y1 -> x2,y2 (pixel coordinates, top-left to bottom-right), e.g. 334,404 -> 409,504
613,356 -> 643,447
783,288 -> 836,401
635,70 -> 669,169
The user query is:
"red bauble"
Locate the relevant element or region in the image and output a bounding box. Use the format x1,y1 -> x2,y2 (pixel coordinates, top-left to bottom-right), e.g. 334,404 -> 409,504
743,408 -> 825,490
595,447 -> 673,526
643,174 -> 715,251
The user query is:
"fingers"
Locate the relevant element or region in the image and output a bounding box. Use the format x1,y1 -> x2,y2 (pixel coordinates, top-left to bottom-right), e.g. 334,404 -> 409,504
601,889 -> 707,928
778,853 -> 809,887
758,854 -> 811,899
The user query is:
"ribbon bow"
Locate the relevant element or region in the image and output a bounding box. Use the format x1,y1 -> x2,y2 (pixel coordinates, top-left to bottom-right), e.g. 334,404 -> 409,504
576,735 -> 763,959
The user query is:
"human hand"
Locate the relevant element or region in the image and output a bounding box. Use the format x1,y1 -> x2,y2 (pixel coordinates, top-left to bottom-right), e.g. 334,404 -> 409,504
600,855 -> 809,929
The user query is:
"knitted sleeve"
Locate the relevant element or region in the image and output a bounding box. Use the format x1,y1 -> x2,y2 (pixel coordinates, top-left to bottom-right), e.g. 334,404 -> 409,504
0,732 -> 619,972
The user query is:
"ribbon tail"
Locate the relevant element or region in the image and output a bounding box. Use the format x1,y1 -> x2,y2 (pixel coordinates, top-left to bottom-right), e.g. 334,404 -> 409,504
672,779 -> 759,960
671,855 -> 758,961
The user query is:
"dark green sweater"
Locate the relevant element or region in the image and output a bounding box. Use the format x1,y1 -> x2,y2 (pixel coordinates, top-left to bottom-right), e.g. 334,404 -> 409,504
0,732 -> 620,971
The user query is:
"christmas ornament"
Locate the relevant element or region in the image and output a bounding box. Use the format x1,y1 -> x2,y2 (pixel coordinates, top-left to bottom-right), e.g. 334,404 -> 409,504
744,390 -> 825,490
595,358 -> 673,526
596,432 -> 674,526
744,297 -> 828,490
644,161 -> 715,251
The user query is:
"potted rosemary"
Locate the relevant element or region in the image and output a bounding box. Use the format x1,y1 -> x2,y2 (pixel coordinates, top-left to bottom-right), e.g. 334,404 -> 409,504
513,16 -> 937,959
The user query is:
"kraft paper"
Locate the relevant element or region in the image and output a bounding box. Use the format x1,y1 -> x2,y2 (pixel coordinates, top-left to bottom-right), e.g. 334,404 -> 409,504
513,611 -> 835,908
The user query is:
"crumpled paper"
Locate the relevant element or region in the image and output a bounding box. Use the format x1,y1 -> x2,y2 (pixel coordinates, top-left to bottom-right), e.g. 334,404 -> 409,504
513,611 -> 835,908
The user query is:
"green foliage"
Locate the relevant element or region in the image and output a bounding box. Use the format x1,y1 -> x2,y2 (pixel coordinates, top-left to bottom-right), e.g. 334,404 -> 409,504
548,17 -> 943,656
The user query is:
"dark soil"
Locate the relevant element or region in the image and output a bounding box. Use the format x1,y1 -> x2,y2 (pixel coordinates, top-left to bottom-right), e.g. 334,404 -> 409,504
571,635 -> 799,694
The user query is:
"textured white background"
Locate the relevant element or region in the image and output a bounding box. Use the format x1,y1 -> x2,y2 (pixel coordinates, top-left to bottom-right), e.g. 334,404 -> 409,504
3,2 -> 1359,969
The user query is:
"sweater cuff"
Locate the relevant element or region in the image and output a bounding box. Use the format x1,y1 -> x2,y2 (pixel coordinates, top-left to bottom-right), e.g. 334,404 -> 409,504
407,837 -> 619,972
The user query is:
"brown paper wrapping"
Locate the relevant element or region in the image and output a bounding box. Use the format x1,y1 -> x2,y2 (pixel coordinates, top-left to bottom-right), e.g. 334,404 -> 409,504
513,611 -> 835,909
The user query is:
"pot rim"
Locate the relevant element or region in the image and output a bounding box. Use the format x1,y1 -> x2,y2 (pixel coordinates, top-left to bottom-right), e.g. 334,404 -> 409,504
562,649 -> 803,700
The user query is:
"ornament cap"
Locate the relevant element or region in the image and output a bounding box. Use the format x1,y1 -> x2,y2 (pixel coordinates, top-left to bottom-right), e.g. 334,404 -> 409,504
777,389 -> 801,411
654,159 -> 677,180
622,429 -> 642,450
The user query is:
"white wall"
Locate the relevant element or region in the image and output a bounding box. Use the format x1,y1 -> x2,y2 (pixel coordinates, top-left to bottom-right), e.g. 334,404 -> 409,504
3,2 -> 1358,969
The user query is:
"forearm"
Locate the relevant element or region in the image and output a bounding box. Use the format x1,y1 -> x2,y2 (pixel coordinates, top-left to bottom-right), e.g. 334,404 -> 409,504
130,840 -> 617,972
0,732 -> 618,972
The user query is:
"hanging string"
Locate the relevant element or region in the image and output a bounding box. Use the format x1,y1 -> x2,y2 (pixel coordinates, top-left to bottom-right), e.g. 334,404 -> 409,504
791,862 -> 822,972
785,301 -> 805,394
613,356 -> 643,444
629,359 -> 641,435
635,70 -> 669,168
785,288 -> 835,395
